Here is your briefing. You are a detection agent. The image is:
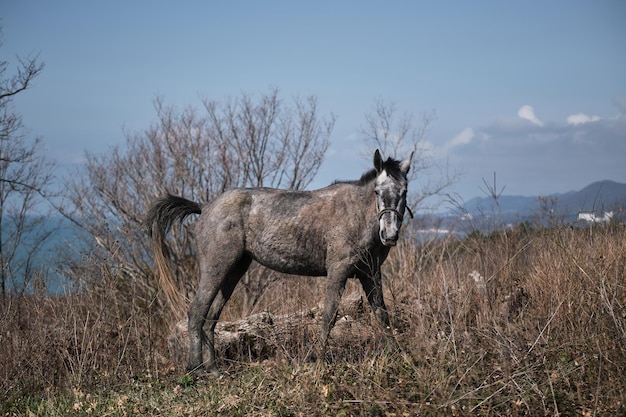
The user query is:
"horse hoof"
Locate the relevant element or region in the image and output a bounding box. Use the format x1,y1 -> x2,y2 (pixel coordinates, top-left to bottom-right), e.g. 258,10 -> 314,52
205,366 -> 223,378
186,365 -> 222,379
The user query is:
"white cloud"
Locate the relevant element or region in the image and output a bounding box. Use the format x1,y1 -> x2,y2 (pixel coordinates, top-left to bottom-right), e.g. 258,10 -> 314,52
566,113 -> 600,126
517,105 -> 544,126
450,127 -> 475,147
441,127 -> 475,154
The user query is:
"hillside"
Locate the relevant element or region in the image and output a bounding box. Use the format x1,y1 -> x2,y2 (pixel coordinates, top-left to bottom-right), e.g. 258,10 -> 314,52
413,179 -> 626,237
3,220 -> 625,416
558,180 -> 626,212
455,179 -> 626,220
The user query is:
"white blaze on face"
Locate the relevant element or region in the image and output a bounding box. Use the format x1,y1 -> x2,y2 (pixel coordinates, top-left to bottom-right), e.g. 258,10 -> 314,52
375,169 -> 388,214
375,170 -> 388,187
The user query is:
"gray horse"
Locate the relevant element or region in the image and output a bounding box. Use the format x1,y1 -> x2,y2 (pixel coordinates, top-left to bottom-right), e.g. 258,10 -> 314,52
146,149 -> 413,374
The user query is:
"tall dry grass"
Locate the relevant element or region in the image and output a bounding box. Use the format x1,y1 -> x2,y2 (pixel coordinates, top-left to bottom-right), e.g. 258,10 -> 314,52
0,267 -> 171,406
1,221 -> 625,415
383,223 -> 626,414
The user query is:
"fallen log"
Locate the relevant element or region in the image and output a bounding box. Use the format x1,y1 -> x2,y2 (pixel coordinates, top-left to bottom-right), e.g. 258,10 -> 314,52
167,291 -> 372,367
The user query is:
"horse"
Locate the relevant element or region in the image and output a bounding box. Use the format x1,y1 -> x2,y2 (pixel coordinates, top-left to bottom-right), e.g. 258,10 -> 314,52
145,149 -> 413,375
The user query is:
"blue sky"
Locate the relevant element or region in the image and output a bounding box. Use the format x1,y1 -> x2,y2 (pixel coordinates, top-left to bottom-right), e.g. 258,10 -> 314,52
3,1 -> 625,207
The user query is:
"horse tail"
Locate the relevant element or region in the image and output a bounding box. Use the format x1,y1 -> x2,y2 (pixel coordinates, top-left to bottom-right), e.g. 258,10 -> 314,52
145,194 -> 202,317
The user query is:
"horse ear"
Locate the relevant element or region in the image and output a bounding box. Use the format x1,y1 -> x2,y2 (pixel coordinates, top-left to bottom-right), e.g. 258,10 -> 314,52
400,151 -> 414,175
373,149 -> 384,173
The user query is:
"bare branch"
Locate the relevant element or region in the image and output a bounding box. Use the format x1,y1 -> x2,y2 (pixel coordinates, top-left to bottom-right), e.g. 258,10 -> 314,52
0,35 -> 53,297
359,99 -> 456,211
0,54 -> 45,101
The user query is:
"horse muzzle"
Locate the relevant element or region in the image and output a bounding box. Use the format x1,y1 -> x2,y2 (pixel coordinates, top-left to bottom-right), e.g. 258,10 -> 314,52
378,208 -> 402,246
379,227 -> 400,246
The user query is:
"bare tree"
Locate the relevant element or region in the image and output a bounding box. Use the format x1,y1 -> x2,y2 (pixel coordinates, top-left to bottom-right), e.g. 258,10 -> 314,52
202,89 -> 334,191
359,98 -> 456,210
60,88 -> 334,318
0,31 -> 54,297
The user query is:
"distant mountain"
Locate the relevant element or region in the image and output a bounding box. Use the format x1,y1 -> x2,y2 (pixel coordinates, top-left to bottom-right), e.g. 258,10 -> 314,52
451,180 -> 626,221
557,180 -> 626,213
422,180 -> 626,238
461,194 -> 541,216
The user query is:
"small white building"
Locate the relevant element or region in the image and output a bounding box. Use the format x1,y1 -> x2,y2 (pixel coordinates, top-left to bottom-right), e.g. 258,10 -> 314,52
577,211 -> 613,223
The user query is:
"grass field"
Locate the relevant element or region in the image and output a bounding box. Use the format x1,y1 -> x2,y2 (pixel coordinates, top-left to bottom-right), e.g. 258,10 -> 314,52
2,222 -> 625,416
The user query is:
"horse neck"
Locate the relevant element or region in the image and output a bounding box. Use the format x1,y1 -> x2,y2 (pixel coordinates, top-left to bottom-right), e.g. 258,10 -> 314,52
325,179 -> 378,220
358,180 -> 378,220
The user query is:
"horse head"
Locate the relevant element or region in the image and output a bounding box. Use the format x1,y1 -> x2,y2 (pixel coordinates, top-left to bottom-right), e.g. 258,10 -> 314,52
373,149 -> 413,246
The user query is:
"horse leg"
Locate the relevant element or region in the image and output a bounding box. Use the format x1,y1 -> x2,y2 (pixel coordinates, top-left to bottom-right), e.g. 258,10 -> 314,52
319,267 -> 350,360
188,283 -> 218,373
358,270 -> 391,330
188,247 -> 248,374
202,255 -> 251,375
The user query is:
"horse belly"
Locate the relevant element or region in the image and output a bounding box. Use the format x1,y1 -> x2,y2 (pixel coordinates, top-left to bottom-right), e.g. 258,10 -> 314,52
246,228 -> 328,277
254,253 -> 327,277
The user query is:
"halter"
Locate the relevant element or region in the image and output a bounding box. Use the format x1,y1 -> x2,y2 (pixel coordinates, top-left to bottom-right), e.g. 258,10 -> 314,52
377,204 -> 414,222
378,207 -> 405,222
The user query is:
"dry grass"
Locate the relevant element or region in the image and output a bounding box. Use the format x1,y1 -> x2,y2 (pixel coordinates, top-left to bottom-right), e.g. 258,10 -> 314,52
1,222 -> 625,416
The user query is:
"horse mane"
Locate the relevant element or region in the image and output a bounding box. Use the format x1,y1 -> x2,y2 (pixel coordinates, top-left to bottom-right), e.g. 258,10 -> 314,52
333,157 -> 404,186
